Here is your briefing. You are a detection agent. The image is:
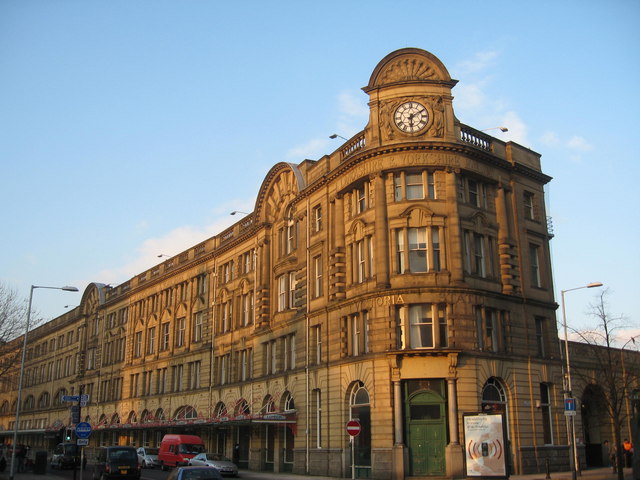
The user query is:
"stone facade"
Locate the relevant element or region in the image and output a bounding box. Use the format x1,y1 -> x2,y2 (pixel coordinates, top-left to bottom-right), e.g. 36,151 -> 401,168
2,48 -> 625,479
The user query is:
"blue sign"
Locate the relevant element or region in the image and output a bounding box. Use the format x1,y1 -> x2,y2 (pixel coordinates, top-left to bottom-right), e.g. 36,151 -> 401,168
565,398 -> 576,411
75,422 -> 92,439
62,395 -> 80,402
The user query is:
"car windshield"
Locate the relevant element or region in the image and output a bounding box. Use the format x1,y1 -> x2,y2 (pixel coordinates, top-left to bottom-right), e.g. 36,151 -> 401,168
205,454 -> 230,462
145,448 -> 159,455
182,469 -> 222,479
179,444 -> 205,454
63,445 -> 79,455
108,449 -> 137,461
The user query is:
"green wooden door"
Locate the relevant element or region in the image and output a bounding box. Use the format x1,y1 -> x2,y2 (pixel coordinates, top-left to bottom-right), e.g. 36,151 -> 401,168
406,390 -> 446,475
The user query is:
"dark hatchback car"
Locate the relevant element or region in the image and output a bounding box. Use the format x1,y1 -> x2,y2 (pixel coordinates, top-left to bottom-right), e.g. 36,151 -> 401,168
51,443 -> 86,469
92,446 -> 141,480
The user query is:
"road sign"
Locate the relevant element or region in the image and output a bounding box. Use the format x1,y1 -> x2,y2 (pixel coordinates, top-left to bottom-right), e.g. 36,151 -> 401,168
80,394 -> 89,407
70,405 -> 80,424
76,438 -> 89,446
62,395 -> 80,402
564,397 -> 576,416
75,422 -> 92,439
346,419 -> 361,437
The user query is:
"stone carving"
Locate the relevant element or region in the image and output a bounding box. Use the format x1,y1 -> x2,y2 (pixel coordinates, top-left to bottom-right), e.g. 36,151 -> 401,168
377,55 -> 439,85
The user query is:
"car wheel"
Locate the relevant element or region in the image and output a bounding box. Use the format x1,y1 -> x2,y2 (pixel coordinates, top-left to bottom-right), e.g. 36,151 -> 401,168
161,461 -> 167,471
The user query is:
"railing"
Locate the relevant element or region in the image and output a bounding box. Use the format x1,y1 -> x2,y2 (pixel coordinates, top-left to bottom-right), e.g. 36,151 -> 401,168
340,133 -> 366,161
459,125 -> 492,151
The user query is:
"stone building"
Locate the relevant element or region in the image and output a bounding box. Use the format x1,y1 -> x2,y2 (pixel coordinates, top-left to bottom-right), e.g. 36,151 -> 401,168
1,48 -> 622,479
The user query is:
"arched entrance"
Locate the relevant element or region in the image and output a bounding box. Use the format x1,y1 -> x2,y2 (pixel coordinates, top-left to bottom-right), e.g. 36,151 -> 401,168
481,377 -> 512,474
404,380 -> 446,476
349,382 -> 371,478
581,384 -> 610,467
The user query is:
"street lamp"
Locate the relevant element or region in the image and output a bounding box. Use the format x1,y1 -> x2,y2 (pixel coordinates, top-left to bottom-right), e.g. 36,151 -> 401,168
561,281 -> 603,480
9,284 -> 78,480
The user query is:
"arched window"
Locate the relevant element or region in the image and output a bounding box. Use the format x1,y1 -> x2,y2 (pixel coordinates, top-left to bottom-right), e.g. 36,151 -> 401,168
481,377 -> 507,413
38,392 -> 50,409
349,381 -> 371,474
282,392 -> 295,412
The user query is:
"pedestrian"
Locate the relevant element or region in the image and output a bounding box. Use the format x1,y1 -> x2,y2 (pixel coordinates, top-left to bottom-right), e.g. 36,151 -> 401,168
623,438 -> 633,468
16,444 -> 25,473
603,440 -> 611,467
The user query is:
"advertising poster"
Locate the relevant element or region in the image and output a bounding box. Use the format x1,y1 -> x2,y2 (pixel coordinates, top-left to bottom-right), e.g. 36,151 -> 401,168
464,413 -> 508,478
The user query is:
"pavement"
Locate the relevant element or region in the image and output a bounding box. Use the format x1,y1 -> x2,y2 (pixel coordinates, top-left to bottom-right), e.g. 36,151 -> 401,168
0,466 -> 634,480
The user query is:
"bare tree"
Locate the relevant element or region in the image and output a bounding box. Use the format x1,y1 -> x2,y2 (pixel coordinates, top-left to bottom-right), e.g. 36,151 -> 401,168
0,282 -> 33,381
570,289 -> 638,480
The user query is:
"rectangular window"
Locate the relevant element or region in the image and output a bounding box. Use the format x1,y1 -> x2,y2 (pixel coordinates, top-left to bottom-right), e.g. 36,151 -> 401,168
264,340 -> 277,375
172,364 -> 183,392
147,327 -> 156,355
432,228 -> 441,272
530,244 -> 542,287
540,383 -> 553,444
193,312 -> 203,342
289,271 -> 297,308
313,204 -> 322,233
278,275 -> 287,311
476,306 -> 502,352
176,317 -> 186,347
221,301 -> 231,332
189,361 -> 201,390
474,233 -> 485,277
408,227 -> 428,273
427,172 -> 436,199
134,333 -> 142,358
356,185 -> 366,213
524,191 -> 535,220
160,322 -> 170,351
405,172 -> 424,200
397,304 -> 447,349
396,230 -> 406,273
242,293 -> 253,326
356,240 -> 366,282
409,304 -> 433,348
535,317 -> 545,357
313,256 -> 323,298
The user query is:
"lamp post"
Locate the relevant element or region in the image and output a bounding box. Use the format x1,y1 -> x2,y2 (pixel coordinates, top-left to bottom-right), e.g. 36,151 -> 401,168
9,284 -> 78,480
561,281 -> 603,480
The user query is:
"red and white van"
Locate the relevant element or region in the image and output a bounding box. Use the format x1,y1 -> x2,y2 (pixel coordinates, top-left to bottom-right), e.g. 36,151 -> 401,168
158,434 -> 205,470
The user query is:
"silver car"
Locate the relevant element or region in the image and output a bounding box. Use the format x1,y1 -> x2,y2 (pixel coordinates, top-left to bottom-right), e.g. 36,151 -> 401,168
188,453 -> 238,477
136,447 -> 160,468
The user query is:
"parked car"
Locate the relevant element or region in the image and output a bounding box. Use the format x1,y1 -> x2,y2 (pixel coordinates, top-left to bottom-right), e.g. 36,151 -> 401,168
167,466 -> 223,480
51,443 -> 86,469
92,446 -> 141,480
136,447 -> 159,468
159,434 -> 205,470
188,453 -> 238,477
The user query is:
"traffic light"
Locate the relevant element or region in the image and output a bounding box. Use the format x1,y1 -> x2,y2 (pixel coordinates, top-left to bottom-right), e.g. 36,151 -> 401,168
65,427 -> 72,441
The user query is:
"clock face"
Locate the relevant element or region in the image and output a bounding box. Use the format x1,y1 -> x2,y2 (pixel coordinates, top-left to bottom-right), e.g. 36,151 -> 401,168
394,101 -> 429,133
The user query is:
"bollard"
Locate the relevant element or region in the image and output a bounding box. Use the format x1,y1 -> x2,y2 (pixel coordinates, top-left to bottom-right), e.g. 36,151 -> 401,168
546,458 -> 551,479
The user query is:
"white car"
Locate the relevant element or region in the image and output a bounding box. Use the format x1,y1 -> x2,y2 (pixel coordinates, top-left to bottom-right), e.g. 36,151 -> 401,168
188,453 -> 238,477
136,446 -> 160,468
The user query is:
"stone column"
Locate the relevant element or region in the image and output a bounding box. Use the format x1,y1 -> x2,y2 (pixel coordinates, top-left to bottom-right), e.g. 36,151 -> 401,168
445,169 -> 464,284
392,378 -> 406,480
373,174 -> 390,288
445,374 -> 465,477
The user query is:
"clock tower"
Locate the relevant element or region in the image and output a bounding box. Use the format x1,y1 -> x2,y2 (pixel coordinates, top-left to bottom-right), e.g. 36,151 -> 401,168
362,48 -> 459,148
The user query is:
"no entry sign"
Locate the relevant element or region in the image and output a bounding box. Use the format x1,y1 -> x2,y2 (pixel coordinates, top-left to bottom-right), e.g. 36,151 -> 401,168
346,419 -> 361,437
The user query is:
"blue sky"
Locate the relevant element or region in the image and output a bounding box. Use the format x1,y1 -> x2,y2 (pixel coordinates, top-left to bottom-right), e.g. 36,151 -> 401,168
1,0 -> 638,340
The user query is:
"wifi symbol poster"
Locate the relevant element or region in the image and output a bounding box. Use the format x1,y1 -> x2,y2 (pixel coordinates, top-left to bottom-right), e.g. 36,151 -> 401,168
463,413 -> 508,478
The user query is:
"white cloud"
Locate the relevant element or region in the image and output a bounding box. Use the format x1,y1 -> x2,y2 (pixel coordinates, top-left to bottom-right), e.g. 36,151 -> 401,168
500,111 -> 529,146
286,138 -> 329,159
540,131 -> 561,147
93,217 -> 235,286
453,83 -> 487,111
338,91 -> 368,118
456,50 -> 500,74
566,135 -> 593,152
